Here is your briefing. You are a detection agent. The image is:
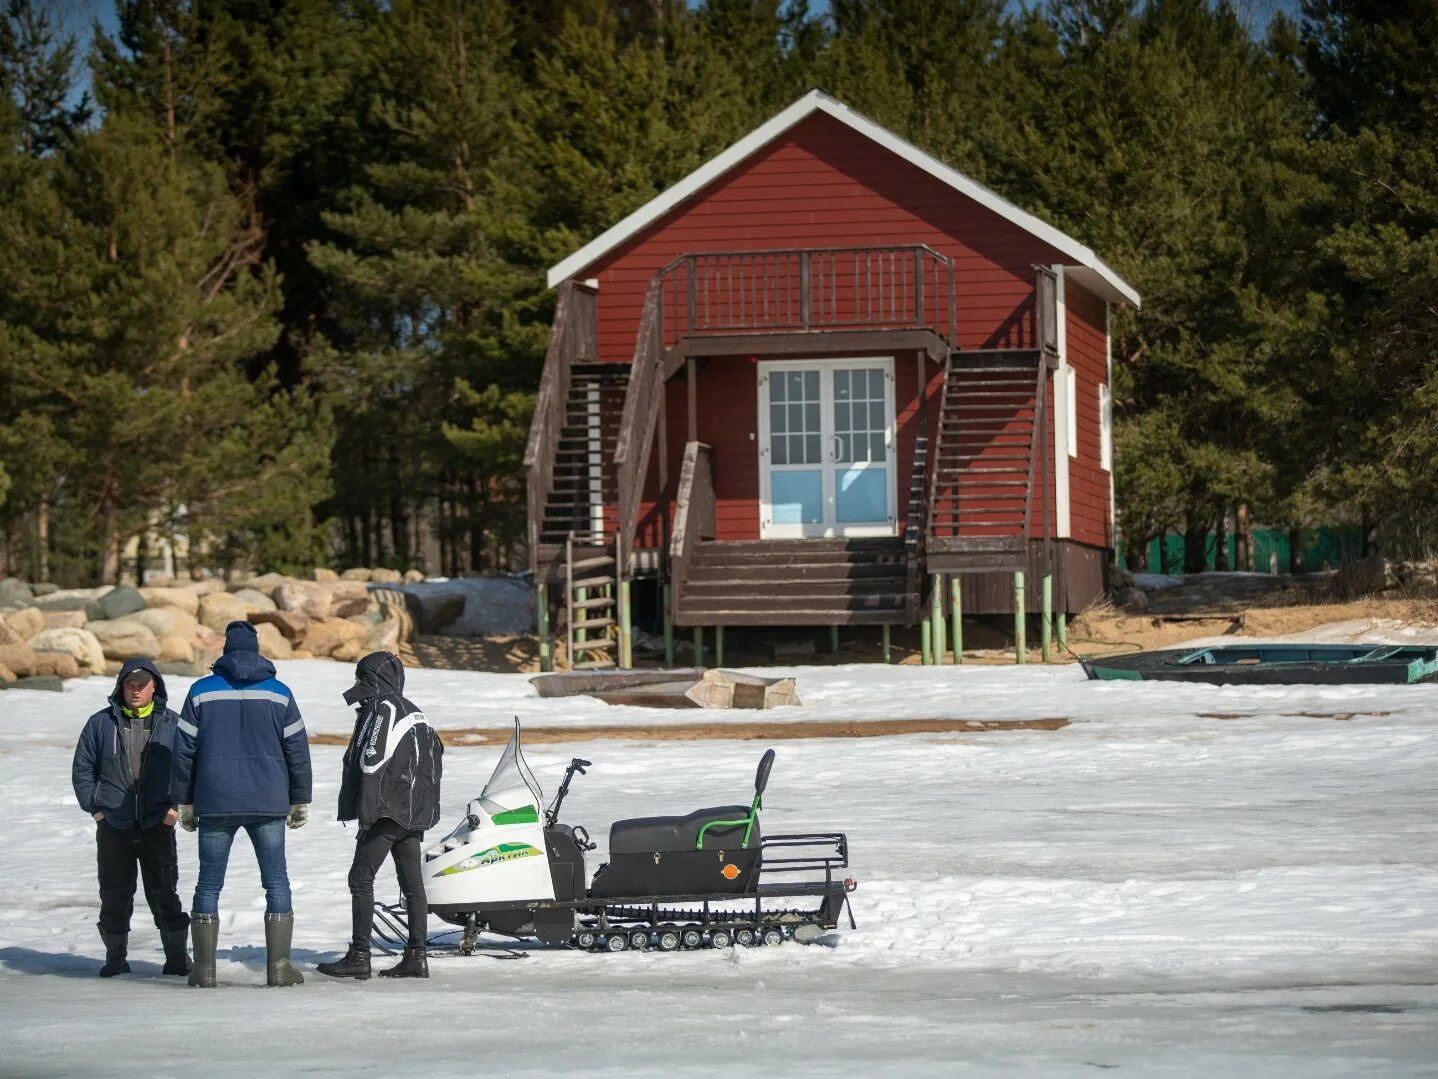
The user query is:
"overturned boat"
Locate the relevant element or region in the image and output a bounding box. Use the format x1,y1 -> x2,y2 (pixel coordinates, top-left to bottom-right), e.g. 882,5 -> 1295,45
1082,643 -> 1438,685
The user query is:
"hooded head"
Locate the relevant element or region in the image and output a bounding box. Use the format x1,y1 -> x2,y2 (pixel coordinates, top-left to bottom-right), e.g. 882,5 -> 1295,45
212,619 -> 276,683
343,650 -> 405,706
110,657 -> 169,711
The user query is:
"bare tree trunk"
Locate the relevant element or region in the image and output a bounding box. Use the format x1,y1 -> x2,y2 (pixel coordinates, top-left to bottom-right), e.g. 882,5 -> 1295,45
1214,511 -> 1230,571
1235,503 -> 1253,572
1183,520 -> 1208,575
1288,527 -> 1302,575
35,496 -> 48,582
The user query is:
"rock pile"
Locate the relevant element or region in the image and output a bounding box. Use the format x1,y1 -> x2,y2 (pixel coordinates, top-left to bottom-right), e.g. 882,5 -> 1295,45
0,566 -> 424,691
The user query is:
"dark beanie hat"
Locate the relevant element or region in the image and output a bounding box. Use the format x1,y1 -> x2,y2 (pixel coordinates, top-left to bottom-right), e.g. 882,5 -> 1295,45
224,620 -> 260,654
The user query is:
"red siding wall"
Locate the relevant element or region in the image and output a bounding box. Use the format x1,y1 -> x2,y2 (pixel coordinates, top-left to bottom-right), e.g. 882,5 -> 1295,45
1064,282 -> 1112,549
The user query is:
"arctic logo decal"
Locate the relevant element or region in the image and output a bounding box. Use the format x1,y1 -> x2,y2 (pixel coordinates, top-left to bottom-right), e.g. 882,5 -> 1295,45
435,843 -> 542,876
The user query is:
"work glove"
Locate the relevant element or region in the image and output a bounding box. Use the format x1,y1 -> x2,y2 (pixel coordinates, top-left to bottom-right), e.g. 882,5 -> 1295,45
179,805 -> 197,832
286,803 -> 308,830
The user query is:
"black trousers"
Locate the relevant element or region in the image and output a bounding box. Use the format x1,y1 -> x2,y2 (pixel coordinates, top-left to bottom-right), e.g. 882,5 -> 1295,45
349,820 -> 426,950
96,821 -> 190,936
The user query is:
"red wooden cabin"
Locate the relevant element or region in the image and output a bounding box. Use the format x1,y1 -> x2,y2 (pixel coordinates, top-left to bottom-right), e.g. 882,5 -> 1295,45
524,91 -> 1139,668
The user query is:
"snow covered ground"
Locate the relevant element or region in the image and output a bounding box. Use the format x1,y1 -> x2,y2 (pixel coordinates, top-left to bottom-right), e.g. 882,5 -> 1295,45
1,664 -> 1435,1076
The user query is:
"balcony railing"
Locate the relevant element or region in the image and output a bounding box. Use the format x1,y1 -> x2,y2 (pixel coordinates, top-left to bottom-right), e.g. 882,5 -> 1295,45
658,245 -> 956,343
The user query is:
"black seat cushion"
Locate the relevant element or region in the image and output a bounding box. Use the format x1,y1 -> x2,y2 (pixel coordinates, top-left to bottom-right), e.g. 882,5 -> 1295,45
609,805 -> 757,854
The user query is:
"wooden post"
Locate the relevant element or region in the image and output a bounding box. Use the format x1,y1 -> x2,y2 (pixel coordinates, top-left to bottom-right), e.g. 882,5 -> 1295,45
1041,573 -> 1052,663
715,625 -> 725,667
829,625 -> 839,654
949,576 -> 962,664
1057,610 -> 1068,652
693,625 -> 704,667
920,616 -> 932,666
618,580 -> 633,669
537,583 -> 552,673
881,624 -> 891,664
662,582 -> 675,667
1013,571 -> 1026,664
930,573 -> 945,664
686,356 -> 698,443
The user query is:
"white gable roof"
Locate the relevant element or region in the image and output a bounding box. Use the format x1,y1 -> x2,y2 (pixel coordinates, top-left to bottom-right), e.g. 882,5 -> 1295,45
546,90 -> 1140,307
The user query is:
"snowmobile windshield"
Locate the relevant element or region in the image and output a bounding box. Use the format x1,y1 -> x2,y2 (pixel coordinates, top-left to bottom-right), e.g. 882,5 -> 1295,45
477,720 -> 542,817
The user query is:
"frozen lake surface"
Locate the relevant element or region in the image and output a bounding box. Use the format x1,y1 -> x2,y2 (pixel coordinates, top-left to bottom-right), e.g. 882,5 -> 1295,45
1,663 -> 1434,1076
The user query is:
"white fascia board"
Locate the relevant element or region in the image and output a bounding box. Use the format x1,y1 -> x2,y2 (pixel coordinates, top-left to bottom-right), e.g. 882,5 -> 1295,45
547,90 -> 1144,309
1053,266 -> 1072,540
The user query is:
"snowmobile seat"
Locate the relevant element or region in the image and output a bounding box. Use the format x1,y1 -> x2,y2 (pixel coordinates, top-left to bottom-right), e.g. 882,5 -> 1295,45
609,806 -> 756,855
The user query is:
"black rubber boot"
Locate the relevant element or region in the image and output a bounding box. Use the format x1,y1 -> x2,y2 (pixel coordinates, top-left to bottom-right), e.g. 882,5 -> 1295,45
316,945 -> 372,980
189,914 -> 219,988
161,926 -> 192,976
264,912 -> 304,987
98,932 -> 130,977
377,946 -> 428,979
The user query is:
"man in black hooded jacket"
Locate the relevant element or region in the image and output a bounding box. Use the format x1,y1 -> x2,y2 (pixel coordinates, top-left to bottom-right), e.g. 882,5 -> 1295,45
317,651 -> 443,980
71,657 -> 191,977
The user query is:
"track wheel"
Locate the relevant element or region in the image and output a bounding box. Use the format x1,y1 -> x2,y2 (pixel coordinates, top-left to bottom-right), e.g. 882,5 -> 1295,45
735,927 -> 757,947
681,928 -> 704,950
605,933 -> 628,953
761,927 -> 784,947
628,930 -> 650,951
709,928 -> 733,949
657,929 -> 681,952
576,931 -> 598,950
792,923 -> 823,945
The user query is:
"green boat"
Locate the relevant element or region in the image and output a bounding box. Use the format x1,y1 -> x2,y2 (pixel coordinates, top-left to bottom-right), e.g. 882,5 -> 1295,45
1082,643 -> 1438,685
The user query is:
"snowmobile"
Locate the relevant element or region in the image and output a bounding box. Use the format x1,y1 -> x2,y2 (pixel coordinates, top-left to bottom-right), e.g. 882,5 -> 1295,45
375,721 -> 855,955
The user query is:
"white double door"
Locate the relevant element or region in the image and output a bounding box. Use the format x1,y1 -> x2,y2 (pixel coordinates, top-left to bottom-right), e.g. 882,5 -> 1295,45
758,358 -> 897,539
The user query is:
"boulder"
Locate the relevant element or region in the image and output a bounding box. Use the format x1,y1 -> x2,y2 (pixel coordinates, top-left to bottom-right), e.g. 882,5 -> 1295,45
140,586 -> 200,617
244,573 -> 287,598
273,580 -> 368,621
30,581 -> 58,597
291,649 -> 314,660
312,567 -> 339,582
303,618 -> 367,660
374,597 -> 416,643
193,625 -> 223,664
0,577 -> 33,607
30,627 -> 107,671
98,585 -> 146,620
370,568 -> 402,584
402,569 -> 424,584
86,618 -> 163,662
144,575 -> 176,587
232,587 -> 277,613
42,610 -> 87,630
15,675 -> 65,692
0,643 -> 37,677
255,622 -> 294,660
33,592 -> 105,622
248,609 -> 310,643
365,618 -> 401,654
31,651 -> 79,679
160,634 -> 195,666
6,606 -> 44,640
156,659 -> 208,678
0,663 -> 13,684
0,620 -> 23,647
340,568 -> 372,582
129,606 -> 199,642
198,592 -> 250,634
186,578 -> 224,597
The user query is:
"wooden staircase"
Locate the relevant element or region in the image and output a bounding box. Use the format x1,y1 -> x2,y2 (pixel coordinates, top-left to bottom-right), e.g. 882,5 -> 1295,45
925,353 -> 1048,574
565,536 -> 618,669
676,538 -> 908,626
538,364 -> 626,548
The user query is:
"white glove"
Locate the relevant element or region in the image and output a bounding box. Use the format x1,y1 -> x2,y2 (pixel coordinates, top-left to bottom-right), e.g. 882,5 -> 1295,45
286,804 -> 308,830
179,805 -> 197,832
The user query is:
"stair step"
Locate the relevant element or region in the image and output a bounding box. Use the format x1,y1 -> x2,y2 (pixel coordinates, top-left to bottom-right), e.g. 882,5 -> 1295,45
571,638 -> 614,653
571,574 -> 615,589
570,555 -> 615,572
571,596 -> 615,610
570,616 -> 615,631
571,659 -> 618,670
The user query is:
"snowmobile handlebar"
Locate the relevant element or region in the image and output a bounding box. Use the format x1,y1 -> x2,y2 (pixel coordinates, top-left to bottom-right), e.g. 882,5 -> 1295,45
545,757 -> 592,828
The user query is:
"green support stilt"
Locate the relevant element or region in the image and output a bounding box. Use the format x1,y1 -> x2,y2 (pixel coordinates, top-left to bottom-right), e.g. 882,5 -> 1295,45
715,625 -> 725,668
920,617 -> 932,666
829,625 -> 840,654
950,576 -> 962,665
881,624 -> 891,664
1058,610 -> 1068,653
662,582 -> 675,668
618,580 -> 633,669
537,583 -> 552,673
1013,571 -> 1026,664
693,626 -> 704,668
1041,573 -> 1053,664
931,573 -> 946,665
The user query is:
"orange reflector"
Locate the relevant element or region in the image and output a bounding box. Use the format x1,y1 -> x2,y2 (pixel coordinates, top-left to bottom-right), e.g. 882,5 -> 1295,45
722,864 -> 739,880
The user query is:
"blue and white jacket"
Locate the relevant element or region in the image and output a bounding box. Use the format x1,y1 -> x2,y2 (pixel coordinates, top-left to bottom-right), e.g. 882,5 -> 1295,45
175,621 -> 313,818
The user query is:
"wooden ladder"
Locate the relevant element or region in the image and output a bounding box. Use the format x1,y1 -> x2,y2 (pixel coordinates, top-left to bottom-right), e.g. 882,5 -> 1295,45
565,534 -> 618,670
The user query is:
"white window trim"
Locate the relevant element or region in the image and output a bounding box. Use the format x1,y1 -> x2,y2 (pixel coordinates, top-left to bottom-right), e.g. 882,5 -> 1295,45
1066,365 -> 1078,459
1099,382 -> 1113,473
1053,266 -> 1072,539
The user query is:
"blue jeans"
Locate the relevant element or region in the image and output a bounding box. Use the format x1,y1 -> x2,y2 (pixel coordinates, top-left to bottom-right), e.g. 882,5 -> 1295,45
193,815 -> 292,915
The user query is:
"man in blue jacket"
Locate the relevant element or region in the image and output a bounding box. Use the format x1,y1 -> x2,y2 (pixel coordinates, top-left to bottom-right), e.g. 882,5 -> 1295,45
174,620 -> 311,988
71,658 -> 192,977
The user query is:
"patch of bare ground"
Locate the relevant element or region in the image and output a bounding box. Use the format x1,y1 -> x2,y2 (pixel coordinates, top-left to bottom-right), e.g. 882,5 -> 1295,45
307,716 -> 1072,747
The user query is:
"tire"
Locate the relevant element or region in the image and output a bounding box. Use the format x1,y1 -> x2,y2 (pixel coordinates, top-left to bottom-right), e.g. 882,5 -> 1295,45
576,931 -> 598,950
761,927 -> 784,947
605,933 -> 628,953
710,928 -> 733,949
658,930 -> 681,952
628,930 -> 650,951
681,928 -> 704,949
735,927 -> 756,947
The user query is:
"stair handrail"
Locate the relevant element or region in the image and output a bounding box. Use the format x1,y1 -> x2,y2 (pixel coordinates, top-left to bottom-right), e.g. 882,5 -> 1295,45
1023,361 -> 1047,549
669,441 -> 715,623
525,280 -> 597,575
924,354 -> 954,544
904,433 -> 929,625
613,277 -> 665,583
